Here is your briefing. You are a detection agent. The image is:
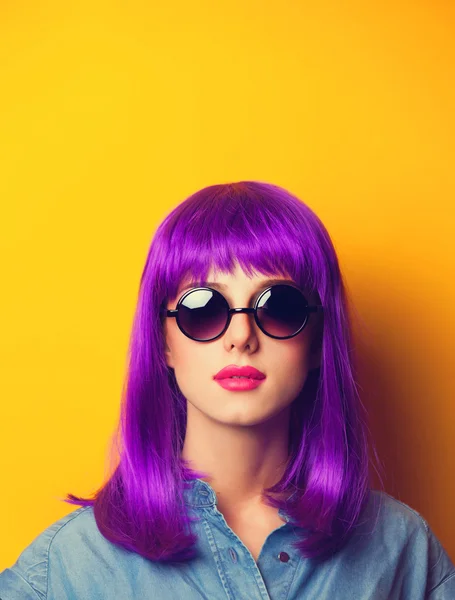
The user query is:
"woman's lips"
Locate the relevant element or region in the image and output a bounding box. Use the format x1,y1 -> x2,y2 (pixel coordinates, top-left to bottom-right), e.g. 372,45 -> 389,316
214,365 -> 266,379
215,377 -> 265,391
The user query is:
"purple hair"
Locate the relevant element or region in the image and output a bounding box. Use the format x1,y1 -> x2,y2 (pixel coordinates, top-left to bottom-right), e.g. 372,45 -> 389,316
64,181 -> 384,562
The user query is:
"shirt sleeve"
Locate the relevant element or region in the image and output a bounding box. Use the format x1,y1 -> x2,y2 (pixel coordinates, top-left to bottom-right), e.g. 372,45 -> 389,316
425,521 -> 455,599
0,567 -> 45,599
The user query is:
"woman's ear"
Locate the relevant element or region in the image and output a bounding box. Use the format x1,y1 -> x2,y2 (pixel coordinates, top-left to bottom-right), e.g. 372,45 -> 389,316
161,309 -> 175,369
164,341 -> 175,369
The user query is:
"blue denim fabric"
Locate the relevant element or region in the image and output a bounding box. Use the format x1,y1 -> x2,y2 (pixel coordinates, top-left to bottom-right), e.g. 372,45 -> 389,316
1,479 -> 454,599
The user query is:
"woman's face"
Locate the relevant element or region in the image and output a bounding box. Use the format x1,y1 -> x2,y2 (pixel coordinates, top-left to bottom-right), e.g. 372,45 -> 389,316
162,261 -> 322,427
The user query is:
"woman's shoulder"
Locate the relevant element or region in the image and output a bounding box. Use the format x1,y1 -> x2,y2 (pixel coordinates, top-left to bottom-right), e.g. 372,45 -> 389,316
14,504 -> 101,559
345,489 -> 455,597
356,489 -> 446,550
0,505 -> 123,599
363,489 -> 431,531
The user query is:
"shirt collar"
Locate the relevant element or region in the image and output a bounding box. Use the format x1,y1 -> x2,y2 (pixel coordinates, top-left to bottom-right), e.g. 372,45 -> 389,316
182,477 -> 297,523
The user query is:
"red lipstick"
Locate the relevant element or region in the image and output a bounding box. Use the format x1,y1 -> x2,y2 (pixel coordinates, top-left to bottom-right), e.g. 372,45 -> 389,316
213,364 -> 266,391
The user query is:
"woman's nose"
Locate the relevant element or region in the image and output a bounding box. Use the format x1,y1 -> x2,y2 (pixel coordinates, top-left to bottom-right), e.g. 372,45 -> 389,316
225,310 -> 256,337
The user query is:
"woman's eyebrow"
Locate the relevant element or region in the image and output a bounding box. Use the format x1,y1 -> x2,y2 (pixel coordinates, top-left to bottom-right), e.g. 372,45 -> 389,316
179,278 -> 297,294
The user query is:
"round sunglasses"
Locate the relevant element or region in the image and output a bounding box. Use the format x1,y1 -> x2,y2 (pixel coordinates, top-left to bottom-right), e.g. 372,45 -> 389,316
160,284 -> 323,342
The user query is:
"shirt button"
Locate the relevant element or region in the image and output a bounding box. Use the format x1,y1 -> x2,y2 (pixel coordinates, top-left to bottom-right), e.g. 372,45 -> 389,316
278,551 -> 290,562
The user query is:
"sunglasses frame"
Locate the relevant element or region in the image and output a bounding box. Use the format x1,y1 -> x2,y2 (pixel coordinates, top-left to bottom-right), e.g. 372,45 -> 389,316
160,284 -> 324,342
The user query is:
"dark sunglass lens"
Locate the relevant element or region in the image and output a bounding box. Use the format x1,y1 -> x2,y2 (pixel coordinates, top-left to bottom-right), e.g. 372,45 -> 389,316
178,289 -> 228,340
257,285 -> 308,337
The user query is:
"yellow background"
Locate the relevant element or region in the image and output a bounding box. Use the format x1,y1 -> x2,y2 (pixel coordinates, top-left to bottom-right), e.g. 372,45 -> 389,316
1,0 -> 454,567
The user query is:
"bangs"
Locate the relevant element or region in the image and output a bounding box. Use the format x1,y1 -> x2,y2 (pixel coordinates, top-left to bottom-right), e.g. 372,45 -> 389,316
160,181 -> 324,303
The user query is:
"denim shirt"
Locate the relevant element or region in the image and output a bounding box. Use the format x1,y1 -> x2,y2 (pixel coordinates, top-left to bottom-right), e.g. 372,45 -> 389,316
1,480 -> 454,599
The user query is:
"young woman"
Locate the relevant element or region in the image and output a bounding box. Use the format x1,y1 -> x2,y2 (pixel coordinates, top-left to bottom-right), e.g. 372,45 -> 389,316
1,181 -> 454,599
